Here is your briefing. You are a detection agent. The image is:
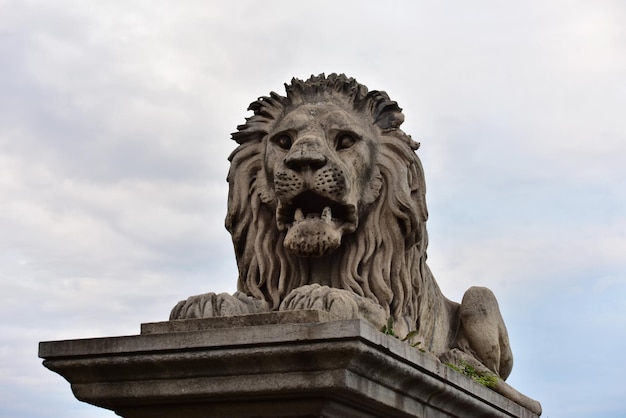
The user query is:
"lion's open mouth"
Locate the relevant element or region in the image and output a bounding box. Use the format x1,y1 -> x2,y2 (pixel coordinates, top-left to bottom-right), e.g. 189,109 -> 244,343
277,190 -> 357,233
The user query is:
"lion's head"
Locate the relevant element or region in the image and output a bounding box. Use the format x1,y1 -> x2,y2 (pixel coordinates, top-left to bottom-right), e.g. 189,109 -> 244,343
226,74 -> 434,328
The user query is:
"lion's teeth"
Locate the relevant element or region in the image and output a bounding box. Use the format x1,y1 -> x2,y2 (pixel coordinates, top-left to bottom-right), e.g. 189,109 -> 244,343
322,206 -> 332,223
294,208 -> 304,222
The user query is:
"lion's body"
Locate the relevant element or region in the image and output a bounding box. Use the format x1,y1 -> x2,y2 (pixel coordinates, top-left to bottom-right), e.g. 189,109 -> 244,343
170,74 -> 542,414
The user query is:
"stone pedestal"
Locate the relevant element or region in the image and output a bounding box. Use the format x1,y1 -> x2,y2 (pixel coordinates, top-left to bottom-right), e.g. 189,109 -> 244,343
39,311 -> 538,418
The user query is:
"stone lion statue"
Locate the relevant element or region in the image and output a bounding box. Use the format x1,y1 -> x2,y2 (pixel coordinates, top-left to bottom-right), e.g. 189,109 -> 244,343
171,74 -> 541,414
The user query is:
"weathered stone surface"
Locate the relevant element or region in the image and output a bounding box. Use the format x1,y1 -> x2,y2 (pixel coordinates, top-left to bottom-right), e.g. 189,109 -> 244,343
40,73 -> 541,416
142,309 -> 340,334
40,313 -> 540,418
167,73 -> 540,413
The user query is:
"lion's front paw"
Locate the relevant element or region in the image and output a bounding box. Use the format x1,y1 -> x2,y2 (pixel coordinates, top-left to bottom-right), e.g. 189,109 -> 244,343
279,284 -> 359,318
279,284 -> 387,329
170,291 -> 269,320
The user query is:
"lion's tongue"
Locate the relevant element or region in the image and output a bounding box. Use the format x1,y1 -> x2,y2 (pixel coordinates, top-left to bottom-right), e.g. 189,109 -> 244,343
294,206 -> 332,224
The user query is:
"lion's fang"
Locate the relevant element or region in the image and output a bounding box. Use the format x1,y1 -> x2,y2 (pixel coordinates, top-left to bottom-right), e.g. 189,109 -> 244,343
322,206 -> 332,223
294,208 -> 304,222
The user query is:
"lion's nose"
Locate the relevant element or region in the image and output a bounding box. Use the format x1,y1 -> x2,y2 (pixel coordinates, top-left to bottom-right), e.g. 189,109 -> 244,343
284,138 -> 327,171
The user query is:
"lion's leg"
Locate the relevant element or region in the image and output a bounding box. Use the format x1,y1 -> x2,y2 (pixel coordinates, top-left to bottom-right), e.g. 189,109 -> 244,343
170,291 -> 270,320
453,286 -> 513,379
440,348 -> 541,415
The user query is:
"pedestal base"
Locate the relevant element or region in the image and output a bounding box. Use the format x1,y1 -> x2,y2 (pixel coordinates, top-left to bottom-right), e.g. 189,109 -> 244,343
39,311 -> 539,418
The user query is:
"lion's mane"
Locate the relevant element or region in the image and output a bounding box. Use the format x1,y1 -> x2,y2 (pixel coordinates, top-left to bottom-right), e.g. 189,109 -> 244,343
226,74 -> 444,339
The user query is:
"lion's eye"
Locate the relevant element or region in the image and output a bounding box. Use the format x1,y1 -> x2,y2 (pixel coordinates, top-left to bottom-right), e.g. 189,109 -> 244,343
275,135 -> 293,150
336,134 -> 357,150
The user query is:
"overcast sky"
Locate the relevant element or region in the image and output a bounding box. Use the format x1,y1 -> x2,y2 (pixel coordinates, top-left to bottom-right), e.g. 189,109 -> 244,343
1,1 -> 625,417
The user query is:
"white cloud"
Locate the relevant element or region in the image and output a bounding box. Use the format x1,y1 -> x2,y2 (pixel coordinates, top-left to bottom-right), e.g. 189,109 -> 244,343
1,1 -> 625,417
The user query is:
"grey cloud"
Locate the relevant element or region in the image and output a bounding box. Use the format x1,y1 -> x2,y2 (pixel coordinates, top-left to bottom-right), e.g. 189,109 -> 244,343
1,1 -> 625,417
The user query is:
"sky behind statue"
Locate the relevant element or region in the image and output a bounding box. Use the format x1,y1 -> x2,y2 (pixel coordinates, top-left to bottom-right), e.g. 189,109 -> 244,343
0,1 -> 624,417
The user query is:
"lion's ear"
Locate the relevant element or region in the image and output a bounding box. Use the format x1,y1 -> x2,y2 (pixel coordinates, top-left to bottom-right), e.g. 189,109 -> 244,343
409,160 -> 428,223
256,170 -> 276,205
362,167 -> 383,205
405,160 -> 428,250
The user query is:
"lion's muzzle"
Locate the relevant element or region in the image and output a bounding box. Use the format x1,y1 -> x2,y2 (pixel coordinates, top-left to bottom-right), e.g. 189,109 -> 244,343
274,136 -> 359,257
